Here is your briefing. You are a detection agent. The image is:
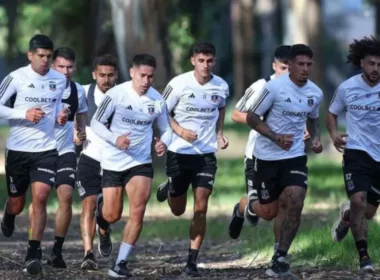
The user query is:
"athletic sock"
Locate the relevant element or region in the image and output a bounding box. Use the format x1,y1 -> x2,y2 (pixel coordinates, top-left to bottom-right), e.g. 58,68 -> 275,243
187,248 -> 199,265
355,240 -> 369,260
53,236 -> 65,253
116,242 -> 134,264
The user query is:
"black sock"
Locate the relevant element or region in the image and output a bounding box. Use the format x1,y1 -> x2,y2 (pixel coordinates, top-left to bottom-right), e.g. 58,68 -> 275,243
97,202 -> 110,231
355,240 -> 369,260
27,240 -> 41,259
187,249 -> 199,265
275,249 -> 287,258
53,236 -> 65,252
3,210 -> 15,224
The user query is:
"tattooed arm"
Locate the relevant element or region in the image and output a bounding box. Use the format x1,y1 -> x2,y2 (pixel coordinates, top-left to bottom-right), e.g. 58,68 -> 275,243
306,117 -> 320,141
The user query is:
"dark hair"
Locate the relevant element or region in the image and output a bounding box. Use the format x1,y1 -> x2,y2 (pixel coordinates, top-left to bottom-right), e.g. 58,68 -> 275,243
347,36 -> 380,69
192,42 -> 216,56
290,44 -> 313,59
274,45 -> 291,63
52,47 -> 76,62
29,34 -> 54,52
93,54 -> 118,71
132,54 -> 156,68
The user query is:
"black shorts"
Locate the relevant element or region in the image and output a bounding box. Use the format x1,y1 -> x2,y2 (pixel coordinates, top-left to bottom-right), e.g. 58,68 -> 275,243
5,149 -> 58,197
166,151 -> 217,197
56,152 -> 77,188
76,154 -> 102,200
254,155 -> 308,204
343,149 -> 380,207
244,157 -> 255,194
102,164 -> 154,188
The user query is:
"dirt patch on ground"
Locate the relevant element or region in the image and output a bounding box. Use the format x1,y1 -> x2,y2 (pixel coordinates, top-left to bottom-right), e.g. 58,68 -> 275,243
0,214 -> 378,280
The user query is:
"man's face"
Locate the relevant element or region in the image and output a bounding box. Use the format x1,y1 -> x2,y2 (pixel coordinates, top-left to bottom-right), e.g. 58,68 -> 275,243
272,60 -> 289,76
27,48 -> 53,75
130,65 -> 155,94
289,55 -> 313,83
51,57 -> 75,83
191,53 -> 215,79
361,55 -> 380,84
92,65 -> 118,93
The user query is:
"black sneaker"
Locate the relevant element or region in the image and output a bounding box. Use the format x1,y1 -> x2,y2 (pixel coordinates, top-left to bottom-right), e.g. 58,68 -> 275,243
183,262 -> 201,277
108,260 -> 132,278
80,251 -> 98,270
47,250 -> 66,268
228,203 -> 244,239
360,257 -> 375,273
1,210 -> 15,238
23,258 -> 43,275
156,180 -> 169,202
265,256 -> 292,277
97,225 -> 113,257
331,201 -> 350,242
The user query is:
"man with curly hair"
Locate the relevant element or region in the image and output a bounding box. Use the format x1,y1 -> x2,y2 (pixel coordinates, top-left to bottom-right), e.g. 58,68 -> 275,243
327,36 -> 380,273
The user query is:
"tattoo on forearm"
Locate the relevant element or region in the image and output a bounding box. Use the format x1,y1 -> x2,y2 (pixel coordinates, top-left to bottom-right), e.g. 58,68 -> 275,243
248,112 -> 277,142
307,118 -> 320,139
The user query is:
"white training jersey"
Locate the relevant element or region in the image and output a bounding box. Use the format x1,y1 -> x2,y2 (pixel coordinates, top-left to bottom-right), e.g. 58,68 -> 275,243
81,84 -> 106,162
0,64 -> 66,152
55,82 -> 88,156
329,74 -> 380,161
235,75 -> 274,159
91,81 -> 173,172
163,71 -> 229,154
252,74 -> 323,161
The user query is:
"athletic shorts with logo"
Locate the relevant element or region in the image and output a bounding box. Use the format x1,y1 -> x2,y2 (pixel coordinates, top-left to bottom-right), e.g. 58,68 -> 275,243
166,151 -> 217,197
5,149 -> 58,197
343,149 -> 380,207
254,155 -> 308,204
76,154 -> 102,200
56,152 -> 77,188
102,164 -> 154,187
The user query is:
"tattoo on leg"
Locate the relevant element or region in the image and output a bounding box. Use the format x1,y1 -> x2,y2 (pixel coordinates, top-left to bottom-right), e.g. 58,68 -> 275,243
350,193 -> 367,241
279,188 -> 304,252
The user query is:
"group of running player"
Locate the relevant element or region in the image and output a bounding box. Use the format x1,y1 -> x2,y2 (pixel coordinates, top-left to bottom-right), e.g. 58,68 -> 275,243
0,33 -> 379,278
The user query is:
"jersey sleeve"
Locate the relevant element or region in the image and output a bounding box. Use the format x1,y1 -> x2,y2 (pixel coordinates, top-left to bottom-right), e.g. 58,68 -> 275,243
235,80 -> 265,112
218,83 -> 229,108
162,79 -> 182,112
0,74 -> 26,119
91,91 -> 118,145
155,101 -> 173,147
329,86 -> 346,115
308,92 -> 322,119
77,85 -> 88,113
250,85 -> 275,117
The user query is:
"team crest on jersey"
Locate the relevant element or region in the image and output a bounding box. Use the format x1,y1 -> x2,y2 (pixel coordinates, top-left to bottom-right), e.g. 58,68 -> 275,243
211,94 -> 219,102
147,104 -> 155,115
307,96 -> 314,107
49,81 -> 56,91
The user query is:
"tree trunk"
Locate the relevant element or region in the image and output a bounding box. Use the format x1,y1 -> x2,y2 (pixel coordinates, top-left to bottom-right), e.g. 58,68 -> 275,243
231,0 -> 254,101
3,0 -> 19,63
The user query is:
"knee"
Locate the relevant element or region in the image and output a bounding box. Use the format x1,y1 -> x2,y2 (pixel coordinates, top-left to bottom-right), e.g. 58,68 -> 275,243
33,190 -> 50,205
58,191 -> 73,208
350,195 -> 366,210
171,206 -> 186,216
194,200 -> 208,215
82,197 -> 96,215
103,207 -> 122,223
129,204 -> 147,222
261,208 -> 278,221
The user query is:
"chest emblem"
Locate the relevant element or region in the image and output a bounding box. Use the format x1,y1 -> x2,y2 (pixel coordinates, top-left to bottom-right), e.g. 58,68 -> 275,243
307,96 -> 314,107
211,94 -> 218,103
147,104 -> 155,115
49,81 -> 56,92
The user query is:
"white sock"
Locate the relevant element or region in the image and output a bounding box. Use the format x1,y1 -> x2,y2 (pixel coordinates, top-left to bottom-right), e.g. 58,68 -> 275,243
116,242 -> 134,264
274,242 -> 279,251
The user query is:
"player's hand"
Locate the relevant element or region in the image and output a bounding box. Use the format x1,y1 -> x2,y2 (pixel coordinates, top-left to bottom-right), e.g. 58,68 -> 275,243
116,132 -> 131,150
274,134 -> 294,151
76,126 -> 86,143
180,128 -> 197,143
57,108 -> 69,125
311,138 -> 323,154
331,132 -> 348,153
217,134 -> 229,149
303,130 -> 311,141
26,107 -> 45,124
154,137 -> 167,157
